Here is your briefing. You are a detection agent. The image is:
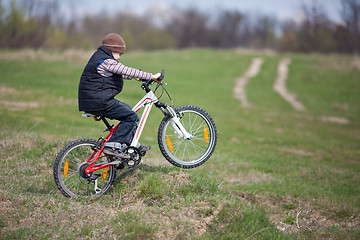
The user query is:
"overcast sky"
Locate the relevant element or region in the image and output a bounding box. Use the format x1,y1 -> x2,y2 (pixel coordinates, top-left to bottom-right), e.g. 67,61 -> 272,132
63,0 -> 343,23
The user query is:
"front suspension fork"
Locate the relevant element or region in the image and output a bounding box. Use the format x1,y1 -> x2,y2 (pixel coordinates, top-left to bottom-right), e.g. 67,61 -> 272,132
159,104 -> 192,140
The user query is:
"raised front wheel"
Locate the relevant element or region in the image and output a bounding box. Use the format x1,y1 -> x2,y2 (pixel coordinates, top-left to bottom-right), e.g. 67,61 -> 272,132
158,105 -> 217,168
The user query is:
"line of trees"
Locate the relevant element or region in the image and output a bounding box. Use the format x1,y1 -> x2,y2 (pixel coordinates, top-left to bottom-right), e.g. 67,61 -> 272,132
0,0 -> 359,54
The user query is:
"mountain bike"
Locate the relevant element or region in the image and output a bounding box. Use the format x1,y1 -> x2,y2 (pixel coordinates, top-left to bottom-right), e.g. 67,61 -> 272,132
53,70 -> 217,198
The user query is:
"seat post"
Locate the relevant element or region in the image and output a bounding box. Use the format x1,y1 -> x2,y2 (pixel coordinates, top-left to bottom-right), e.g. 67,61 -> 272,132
100,117 -> 113,130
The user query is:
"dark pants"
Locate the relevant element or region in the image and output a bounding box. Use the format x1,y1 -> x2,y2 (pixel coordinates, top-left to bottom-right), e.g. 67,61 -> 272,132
89,100 -> 139,145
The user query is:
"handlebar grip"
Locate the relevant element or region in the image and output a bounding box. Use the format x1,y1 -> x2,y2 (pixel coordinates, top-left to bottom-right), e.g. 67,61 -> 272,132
158,69 -> 165,81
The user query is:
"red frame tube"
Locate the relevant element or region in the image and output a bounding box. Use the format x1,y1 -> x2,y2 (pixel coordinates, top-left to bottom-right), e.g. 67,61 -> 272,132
84,123 -> 119,174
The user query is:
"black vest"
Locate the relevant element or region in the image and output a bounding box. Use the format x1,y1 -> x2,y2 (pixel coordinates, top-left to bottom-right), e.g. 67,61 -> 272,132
78,46 -> 124,111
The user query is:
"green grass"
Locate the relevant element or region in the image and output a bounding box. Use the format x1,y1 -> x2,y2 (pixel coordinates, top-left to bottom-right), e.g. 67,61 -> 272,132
1,49 -> 359,239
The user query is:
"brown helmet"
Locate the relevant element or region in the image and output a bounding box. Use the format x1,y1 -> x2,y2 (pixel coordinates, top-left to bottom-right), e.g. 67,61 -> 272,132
102,33 -> 126,54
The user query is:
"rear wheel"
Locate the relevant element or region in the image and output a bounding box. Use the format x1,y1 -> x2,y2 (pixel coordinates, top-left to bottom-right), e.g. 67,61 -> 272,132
158,105 -> 217,168
53,138 -> 116,198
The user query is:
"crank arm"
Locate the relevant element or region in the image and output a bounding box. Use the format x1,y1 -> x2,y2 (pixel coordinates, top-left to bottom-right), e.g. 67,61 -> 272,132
94,160 -> 122,167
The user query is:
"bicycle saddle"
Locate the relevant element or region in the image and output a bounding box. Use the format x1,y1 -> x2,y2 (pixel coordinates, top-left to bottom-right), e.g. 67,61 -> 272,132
82,112 -> 97,117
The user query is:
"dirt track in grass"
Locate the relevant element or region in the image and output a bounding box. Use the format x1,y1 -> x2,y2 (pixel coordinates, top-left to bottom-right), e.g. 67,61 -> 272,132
233,58 -> 263,107
233,58 -> 350,124
273,58 -> 306,111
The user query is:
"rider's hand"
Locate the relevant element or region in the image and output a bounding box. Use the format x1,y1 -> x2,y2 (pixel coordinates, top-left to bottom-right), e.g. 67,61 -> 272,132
151,73 -> 161,81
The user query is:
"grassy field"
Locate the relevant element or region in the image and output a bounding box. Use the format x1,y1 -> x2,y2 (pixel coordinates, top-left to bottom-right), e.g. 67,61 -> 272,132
0,49 -> 359,239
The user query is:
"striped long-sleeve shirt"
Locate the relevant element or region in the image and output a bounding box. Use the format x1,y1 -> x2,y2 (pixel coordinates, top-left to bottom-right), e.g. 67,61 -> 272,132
97,59 -> 152,80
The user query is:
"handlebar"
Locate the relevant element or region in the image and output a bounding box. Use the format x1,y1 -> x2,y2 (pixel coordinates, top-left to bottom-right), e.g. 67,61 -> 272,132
141,69 -> 165,92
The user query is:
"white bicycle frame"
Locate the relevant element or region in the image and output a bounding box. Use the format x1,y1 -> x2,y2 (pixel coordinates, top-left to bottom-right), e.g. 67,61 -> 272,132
130,88 -> 192,148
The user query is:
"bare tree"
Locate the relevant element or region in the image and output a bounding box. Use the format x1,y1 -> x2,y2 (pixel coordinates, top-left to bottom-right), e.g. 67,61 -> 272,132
0,0 -> 59,48
213,10 -> 249,48
216,10 -> 243,48
251,15 -> 277,49
333,24 -> 353,53
166,9 -> 209,48
297,0 -> 335,52
1,0 -> 359,53
341,0 -> 360,54
279,20 -> 298,52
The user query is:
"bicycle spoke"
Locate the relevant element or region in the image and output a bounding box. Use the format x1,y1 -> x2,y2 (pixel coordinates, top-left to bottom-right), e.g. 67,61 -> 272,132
186,142 -> 192,161
180,143 -> 187,160
166,117 -> 211,162
86,183 -> 90,195
173,140 -> 184,156
75,181 -> 81,196
191,135 -> 207,142
188,115 -> 202,133
189,141 -> 205,155
62,171 -> 77,182
66,178 -> 79,193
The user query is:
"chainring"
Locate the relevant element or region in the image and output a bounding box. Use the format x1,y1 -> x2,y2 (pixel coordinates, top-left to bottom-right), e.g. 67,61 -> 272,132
122,146 -> 142,167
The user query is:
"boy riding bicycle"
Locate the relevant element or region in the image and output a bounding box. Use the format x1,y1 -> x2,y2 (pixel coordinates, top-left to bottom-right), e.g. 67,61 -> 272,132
78,33 -> 161,158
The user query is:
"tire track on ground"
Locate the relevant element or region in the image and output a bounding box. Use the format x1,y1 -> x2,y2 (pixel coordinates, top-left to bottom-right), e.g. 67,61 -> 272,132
233,57 -> 350,125
234,58 -> 263,107
273,58 -> 305,111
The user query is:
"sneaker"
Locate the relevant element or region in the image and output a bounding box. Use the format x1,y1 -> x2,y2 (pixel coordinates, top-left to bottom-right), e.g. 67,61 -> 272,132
104,142 -> 126,150
138,144 -> 151,152
103,147 -> 131,159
